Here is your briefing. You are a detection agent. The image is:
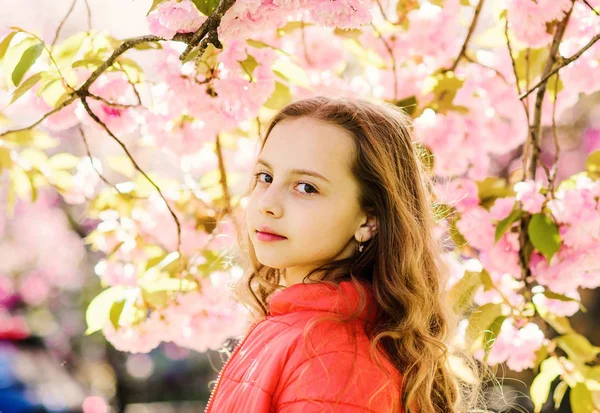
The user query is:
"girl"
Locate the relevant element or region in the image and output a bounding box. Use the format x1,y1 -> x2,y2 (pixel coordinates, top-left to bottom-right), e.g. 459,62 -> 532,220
203,96 -> 483,412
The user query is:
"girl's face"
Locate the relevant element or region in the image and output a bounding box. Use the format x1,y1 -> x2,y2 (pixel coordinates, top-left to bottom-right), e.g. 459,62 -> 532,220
246,116 -> 371,286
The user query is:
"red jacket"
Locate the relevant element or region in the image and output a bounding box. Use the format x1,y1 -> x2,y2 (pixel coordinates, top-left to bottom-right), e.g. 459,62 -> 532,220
204,279 -> 404,412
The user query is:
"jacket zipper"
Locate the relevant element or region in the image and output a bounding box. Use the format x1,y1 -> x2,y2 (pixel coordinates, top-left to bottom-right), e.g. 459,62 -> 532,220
203,317 -> 268,413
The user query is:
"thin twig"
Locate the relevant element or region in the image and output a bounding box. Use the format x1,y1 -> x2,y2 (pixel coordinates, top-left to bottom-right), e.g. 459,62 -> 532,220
0,95 -> 77,137
446,0 -> 486,72
300,21 -> 313,68
78,126 -> 146,200
87,93 -> 140,109
370,22 -> 398,101
215,134 -> 233,218
519,32 -> 600,101
80,96 -> 183,275
51,0 -> 77,50
547,72 -> 561,199
463,53 -> 509,84
83,0 -> 92,30
580,0 -> 600,16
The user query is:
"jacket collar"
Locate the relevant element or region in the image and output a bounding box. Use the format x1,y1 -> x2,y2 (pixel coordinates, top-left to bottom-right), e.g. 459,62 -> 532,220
267,279 -> 377,322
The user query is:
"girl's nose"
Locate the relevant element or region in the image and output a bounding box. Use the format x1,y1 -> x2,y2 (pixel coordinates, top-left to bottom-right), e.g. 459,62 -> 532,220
258,185 -> 283,218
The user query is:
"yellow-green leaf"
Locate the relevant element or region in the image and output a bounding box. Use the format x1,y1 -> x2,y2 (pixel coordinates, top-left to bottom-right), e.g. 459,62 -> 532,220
554,333 -> 600,363
571,383 -> 595,413
0,31 -> 18,61
85,285 -> 126,335
109,299 -> 126,330
9,71 -> 45,105
448,270 -> 481,315
530,357 -> 562,413
466,302 -> 504,349
264,81 -> 292,110
12,42 -> 44,86
553,380 -> 568,410
0,147 -> 13,172
49,152 -> 81,170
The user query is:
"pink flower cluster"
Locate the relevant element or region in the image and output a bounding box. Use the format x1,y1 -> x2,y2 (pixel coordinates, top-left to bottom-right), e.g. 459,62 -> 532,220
148,0 -> 373,43
147,0 -> 207,39
140,42 -> 275,157
475,319 -> 545,372
507,0 -> 572,47
103,270 -> 250,353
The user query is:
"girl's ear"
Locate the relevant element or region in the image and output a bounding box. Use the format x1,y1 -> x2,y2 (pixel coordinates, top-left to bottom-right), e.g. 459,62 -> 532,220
356,213 -> 378,243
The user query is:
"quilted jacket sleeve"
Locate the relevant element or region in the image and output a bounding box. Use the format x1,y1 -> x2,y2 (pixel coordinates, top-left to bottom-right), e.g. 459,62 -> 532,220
274,350 -> 402,413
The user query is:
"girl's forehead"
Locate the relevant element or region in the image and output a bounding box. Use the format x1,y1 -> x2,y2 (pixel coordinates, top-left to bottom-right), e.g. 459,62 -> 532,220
261,118 -> 356,178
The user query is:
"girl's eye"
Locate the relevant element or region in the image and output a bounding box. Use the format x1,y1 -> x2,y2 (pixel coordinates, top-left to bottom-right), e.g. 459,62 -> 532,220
253,172 -> 318,196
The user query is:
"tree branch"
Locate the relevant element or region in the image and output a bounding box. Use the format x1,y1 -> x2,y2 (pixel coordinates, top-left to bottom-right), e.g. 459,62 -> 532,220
80,97 -> 183,274
519,32 -> 600,101
179,0 -> 237,62
446,0 -> 486,72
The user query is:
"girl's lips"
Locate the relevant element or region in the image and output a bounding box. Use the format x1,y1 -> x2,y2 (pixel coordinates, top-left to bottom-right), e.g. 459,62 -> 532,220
256,231 -> 287,242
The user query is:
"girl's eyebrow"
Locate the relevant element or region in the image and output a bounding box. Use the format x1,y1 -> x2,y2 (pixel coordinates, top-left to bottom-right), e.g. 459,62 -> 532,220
256,159 -> 331,183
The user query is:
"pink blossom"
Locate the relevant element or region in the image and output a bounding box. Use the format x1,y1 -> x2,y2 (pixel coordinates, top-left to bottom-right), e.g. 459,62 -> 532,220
434,178 -> 480,213
533,290 -> 580,317
147,0 -> 206,39
77,72 -> 139,135
478,320 -> 545,372
514,180 -> 545,214
507,0 -> 572,47
474,272 -> 525,308
490,197 -> 516,221
456,206 -> 496,251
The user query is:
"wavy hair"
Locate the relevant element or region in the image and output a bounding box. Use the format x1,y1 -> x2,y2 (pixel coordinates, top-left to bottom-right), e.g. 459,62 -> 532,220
230,96 -> 487,413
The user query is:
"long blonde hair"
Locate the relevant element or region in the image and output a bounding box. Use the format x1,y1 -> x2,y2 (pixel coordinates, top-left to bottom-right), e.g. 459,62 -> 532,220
231,96 -> 486,413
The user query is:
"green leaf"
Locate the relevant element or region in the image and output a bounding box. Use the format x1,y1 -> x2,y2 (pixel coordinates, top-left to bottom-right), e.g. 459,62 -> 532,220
528,213 -> 561,263
12,42 -> 44,86
530,357 -> 562,413
466,302 -> 504,350
0,31 -> 18,61
263,81 -> 292,110
494,205 -> 522,243
554,333 -> 600,363
9,71 -> 44,105
192,0 -> 220,15
571,383 -> 595,413
85,286 -> 126,335
109,299 -> 126,330
553,380 -> 568,410
448,270 -> 481,315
